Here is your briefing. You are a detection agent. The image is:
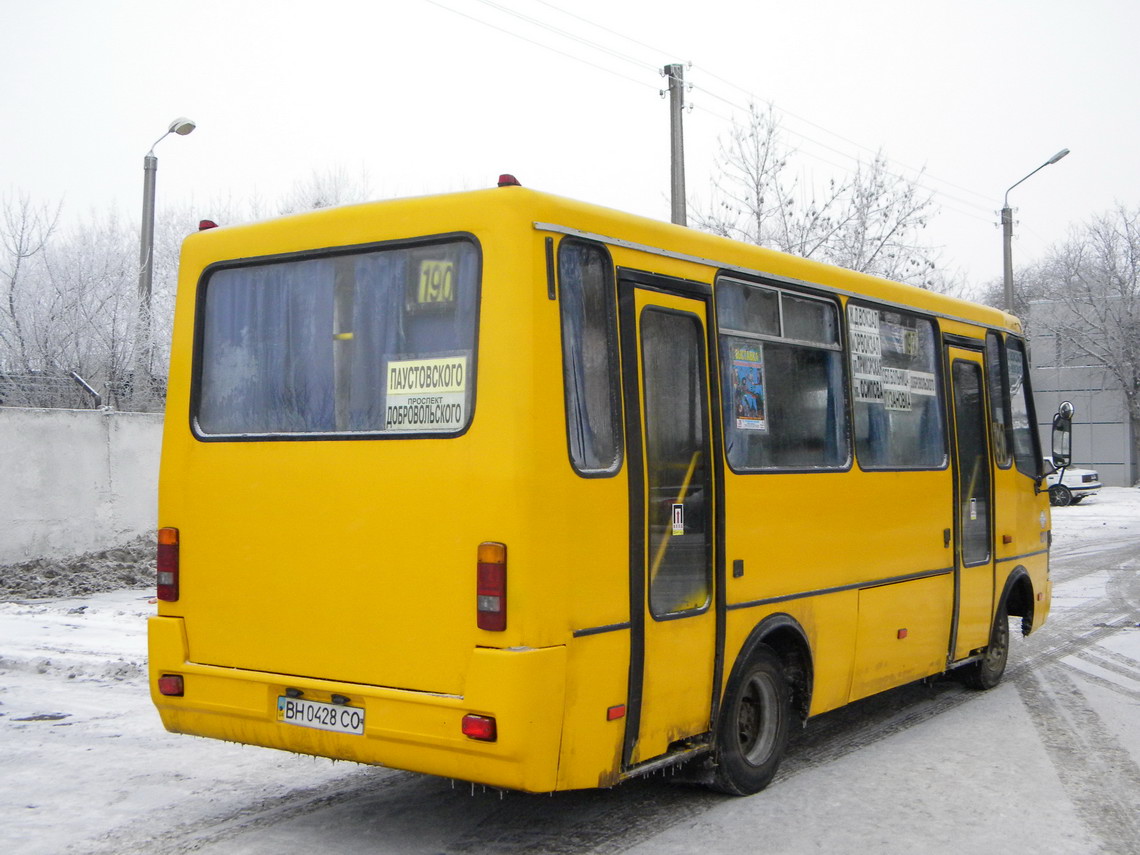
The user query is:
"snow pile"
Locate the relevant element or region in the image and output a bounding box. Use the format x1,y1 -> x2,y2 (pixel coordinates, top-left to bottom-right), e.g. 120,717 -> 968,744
0,590 -> 151,685
0,535 -> 155,602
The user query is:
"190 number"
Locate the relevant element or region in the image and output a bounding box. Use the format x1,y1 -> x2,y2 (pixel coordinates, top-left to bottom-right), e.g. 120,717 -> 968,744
417,260 -> 455,304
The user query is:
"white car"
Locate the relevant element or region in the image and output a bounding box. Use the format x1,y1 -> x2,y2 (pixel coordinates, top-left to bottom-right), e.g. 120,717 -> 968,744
1043,457 -> 1102,506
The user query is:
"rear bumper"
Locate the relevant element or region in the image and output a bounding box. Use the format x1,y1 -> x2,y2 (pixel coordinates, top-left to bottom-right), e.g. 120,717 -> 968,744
148,616 -> 567,792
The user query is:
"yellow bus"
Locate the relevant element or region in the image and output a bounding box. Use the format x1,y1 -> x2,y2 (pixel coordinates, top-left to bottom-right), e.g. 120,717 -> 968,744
149,178 -> 1065,795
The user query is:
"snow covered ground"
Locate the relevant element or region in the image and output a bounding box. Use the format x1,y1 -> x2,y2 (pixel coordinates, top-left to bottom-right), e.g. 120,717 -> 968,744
1,488 -> 1138,854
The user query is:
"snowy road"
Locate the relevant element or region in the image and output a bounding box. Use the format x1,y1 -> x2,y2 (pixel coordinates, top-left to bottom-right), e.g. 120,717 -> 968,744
2,489 -> 1138,855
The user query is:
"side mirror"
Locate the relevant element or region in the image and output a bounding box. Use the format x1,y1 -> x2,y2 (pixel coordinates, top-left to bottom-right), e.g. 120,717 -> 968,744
1051,401 -> 1074,468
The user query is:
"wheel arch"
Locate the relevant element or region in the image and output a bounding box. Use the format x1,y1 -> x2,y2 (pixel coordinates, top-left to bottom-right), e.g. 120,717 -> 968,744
730,613 -> 814,722
1000,565 -> 1035,637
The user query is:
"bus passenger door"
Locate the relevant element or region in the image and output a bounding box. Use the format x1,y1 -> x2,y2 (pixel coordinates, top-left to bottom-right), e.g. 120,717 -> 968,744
946,347 -> 995,660
619,279 -> 718,769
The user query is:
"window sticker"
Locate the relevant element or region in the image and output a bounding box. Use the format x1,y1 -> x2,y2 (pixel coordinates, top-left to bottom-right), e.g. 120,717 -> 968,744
881,322 -> 919,358
671,503 -> 684,536
383,355 -> 468,432
407,257 -> 459,313
882,366 -> 911,412
730,344 -> 768,432
908,371 -> 937,396
848,305 -> 883,403
880,368 -> 937,412
416,259 -> 456,304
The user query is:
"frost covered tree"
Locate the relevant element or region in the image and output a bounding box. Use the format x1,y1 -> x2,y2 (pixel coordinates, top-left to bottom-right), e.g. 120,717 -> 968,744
0,195 -> 198,410
276,165 -> 373,215
0,171 -> 378,410
1,192 -> 60,373
693,104 -> 950,290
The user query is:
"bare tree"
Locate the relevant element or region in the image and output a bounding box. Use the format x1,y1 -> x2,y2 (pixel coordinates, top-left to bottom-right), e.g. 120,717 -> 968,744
693,104 -> 945,290
1036,204 -> 1140,464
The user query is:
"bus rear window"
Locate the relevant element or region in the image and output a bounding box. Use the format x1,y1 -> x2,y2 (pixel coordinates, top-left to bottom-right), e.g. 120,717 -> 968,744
195,239 -> 480,438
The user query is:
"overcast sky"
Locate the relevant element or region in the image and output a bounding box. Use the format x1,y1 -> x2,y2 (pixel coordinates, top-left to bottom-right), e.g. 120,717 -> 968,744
3,0 -> 1137,291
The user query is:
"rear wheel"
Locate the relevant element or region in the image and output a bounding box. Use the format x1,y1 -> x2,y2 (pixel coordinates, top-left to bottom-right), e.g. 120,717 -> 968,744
1049,484 -> 1073,507
960,600 -> 1010,690
711,644 -> 790,795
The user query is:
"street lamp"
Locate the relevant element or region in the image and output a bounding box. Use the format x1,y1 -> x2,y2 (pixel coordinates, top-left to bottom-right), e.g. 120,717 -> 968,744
136,117 -> 195,382
139,117 -> 195,314
1001,147 -> 1069,314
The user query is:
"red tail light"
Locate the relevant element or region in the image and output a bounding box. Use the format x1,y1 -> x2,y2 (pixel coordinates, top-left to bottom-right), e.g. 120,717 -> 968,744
477,542 -> 507,631
157,527 -> 180,601
158,674 -> 184,696
462,713 -> 497,741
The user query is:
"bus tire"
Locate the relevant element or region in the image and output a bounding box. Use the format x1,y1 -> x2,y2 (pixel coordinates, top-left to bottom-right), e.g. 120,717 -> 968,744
1049,484 -> 1073,507
711,644 -> 791,796
959,600 -> 1010,690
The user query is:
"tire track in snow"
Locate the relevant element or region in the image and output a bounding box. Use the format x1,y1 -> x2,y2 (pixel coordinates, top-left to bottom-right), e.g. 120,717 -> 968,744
1016,665 -> 1140,854
80,767 -> 407,854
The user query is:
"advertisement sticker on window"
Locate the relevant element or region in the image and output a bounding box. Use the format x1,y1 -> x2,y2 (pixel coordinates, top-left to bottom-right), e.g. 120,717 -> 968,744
383,355 -> 468,432
882,366 -> 912,412
848,305 -> 884,403
731,344 -> 768,432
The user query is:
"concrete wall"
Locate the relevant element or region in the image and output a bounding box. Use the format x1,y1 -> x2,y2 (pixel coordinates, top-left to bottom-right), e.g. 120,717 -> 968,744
0,408 -> 163,564
1029,302 -> 1138,488
1033,360 -> 1137,488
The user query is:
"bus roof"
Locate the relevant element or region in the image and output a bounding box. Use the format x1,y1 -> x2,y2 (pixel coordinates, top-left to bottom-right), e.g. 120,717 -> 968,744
181,182 -> 1019,334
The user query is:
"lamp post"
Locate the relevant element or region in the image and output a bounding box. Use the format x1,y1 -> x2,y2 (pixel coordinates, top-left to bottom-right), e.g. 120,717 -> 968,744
1001,147 -> 1069,314
137,116 -> 195,379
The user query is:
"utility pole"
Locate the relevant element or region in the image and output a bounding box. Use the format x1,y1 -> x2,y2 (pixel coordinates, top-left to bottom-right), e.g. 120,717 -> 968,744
664,63 -> 686,226
1001,148 -> 1070,314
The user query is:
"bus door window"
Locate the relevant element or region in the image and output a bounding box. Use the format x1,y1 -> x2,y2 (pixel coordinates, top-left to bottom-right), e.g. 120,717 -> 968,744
1005,338 -> 1041,479
951,360 -> 992,566
985,331 -> 1013,468
640,309 -> 712,616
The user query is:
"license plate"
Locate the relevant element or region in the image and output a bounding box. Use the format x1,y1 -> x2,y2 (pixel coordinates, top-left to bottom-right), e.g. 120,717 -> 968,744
276,696 -> 365,735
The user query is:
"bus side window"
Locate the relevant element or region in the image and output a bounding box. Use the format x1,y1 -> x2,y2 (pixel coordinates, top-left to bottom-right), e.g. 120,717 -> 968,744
558,240 -> 622,476
1005,337 -> 1040,479
716,279 -> 848,471
986,331 -> 1013,468
848,303 -> 946,470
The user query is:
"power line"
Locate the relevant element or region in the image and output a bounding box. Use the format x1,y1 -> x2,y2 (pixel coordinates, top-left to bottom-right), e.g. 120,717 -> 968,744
472,0 -> 658,74
422,0 -> 998,222
420,0 -> 659,93
529,0 -> 685,66
502,0 -> 999,212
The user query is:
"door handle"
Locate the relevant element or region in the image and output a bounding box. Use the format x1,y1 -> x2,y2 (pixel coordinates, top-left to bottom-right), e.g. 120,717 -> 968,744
943,528 -> 952,548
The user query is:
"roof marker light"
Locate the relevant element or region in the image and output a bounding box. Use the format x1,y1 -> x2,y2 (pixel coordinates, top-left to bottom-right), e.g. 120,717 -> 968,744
497,174 -> 521,187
